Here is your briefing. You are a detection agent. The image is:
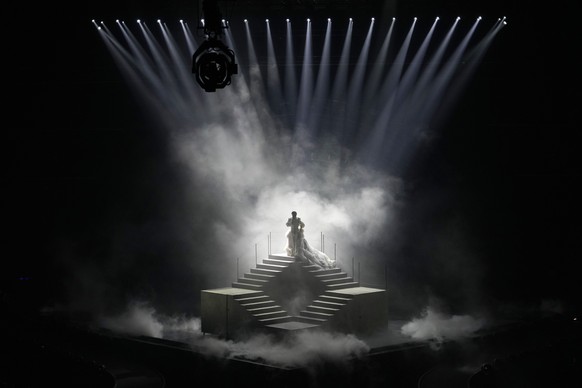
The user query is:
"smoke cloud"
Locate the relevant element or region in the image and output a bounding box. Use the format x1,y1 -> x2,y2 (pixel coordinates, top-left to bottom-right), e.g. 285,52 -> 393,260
98,301 -> 369,368
171,110 -> 402,285
400,305 -> 486,343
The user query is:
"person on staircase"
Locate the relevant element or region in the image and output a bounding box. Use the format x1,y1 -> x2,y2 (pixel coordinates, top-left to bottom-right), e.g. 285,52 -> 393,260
285,211 -> 335,269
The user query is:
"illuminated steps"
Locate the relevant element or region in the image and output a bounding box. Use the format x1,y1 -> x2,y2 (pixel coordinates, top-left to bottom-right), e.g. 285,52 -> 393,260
310,267 -> 359,290
232,254 -> 294,290
201,254 -> 388,337
233,292 -> 292,325
296,291 -> 353,326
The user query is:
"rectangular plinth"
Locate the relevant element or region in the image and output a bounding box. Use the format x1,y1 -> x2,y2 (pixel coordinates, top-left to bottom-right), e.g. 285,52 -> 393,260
201,288 -> 262,338
326,287 -> 389,335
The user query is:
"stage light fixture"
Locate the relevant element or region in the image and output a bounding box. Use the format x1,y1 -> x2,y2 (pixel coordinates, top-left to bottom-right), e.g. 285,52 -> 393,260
192,0 -> 238,92
192,38 -> 237,92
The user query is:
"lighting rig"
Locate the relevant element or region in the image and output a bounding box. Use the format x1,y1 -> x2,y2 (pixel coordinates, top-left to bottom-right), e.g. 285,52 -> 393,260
192,0 -> 238,92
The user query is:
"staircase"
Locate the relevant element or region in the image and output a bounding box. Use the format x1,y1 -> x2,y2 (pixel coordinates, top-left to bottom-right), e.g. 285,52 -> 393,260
232,254 -> 294,290
296,291 -> 354,326
231,254 -> 360,331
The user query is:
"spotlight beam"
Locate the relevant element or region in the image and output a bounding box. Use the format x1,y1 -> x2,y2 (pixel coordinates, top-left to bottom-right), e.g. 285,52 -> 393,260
138,22 -> 185,104
295,19 -> 314,131
378,17 -> 439,159
430,18 -> 507,136
285,20 -> 298,128
158,21 -> 204,110
306,18 -> 332,136
390,17 -> 483,171
95,15 -> 505,179
266,18 -> 284,114
328,18 -> 353,142
362,18 -> 395,113
244,19 -> 266,96
361,18 -> 417,165
344,18 -> 375,144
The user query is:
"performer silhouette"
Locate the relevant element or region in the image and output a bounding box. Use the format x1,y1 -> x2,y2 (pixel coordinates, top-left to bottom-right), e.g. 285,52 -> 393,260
285,211 -> 335,269
286,211 -> 305,256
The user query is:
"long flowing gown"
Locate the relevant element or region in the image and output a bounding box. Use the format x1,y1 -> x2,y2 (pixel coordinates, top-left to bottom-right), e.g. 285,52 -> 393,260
286,227 -> 336,269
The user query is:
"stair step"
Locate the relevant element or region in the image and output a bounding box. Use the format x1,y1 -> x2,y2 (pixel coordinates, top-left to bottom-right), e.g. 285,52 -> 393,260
301,310 -> 334,319
326,282 -> 359,289
247,305 -> 282,314
239,300 -> 277,308
234,294 -> 267,302
251,268 -> 282,275
253,310 -> 288,319
308,267 -> 342,274
257,263 -> 287,270
306,305 -> 340,313
232,282 -> 263,290
244,273 -> 275,281
295,315 -> 327,324
319,294 -> 352,303
236,277 -> 268,286
258,315 -> 293,324
312,299 -> 347,308
263,258 -> 294,266
322,277 -> 354,286
314,272 -> 349,280
268,254 -> 295,262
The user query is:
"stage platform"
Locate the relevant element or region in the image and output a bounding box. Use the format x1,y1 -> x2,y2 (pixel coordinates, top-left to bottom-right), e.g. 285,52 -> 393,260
201,254 -> 389,338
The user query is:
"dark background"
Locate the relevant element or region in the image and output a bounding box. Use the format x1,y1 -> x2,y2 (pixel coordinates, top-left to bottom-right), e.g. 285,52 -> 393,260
4,0 -> 581,321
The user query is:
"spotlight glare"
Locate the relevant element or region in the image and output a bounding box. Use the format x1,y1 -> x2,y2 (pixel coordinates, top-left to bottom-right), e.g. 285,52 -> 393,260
157,19 -> 161,23
115,19 -> 119,23
137,19 -> 141,23
457,16 -> 461,20
371,17 -> 375,21
244,19 -> 248,23
180,19 -> 183,23
307,18 -> 310,22
436,16 -> 440,20
286,18 -> 290,22
266,19 -> 269,22
328,18 -> 331,22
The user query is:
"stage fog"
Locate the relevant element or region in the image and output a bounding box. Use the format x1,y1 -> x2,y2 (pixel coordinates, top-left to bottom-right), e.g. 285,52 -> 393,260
44,15 -> 520,360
